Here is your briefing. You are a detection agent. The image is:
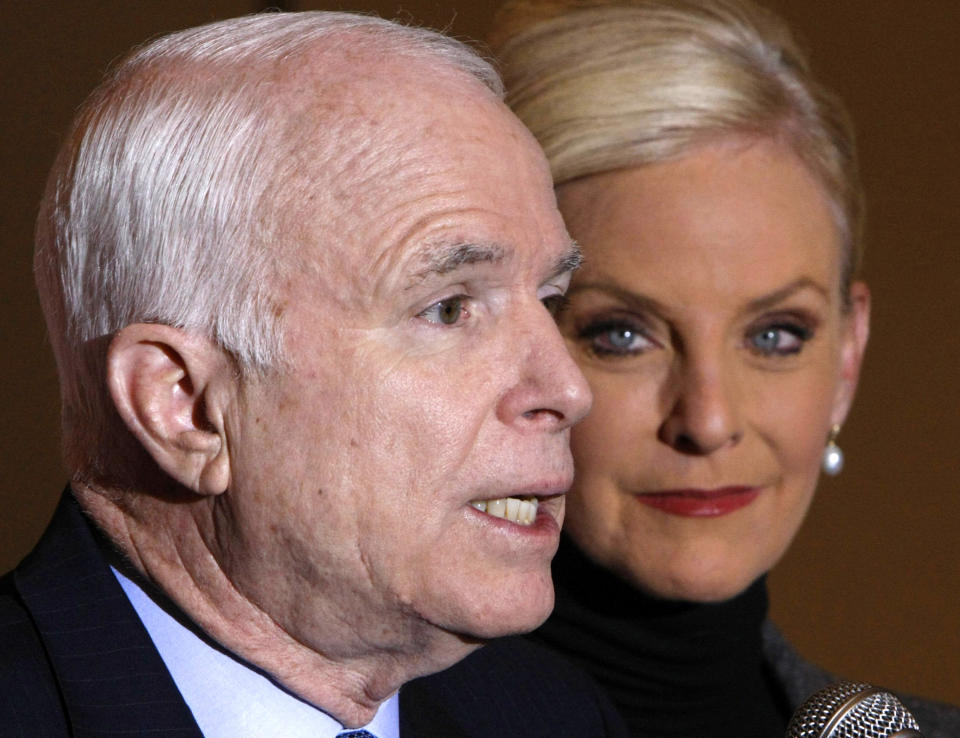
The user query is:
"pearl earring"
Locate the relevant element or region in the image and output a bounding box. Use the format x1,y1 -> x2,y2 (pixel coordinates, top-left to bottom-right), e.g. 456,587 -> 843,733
821,424 -> 844,476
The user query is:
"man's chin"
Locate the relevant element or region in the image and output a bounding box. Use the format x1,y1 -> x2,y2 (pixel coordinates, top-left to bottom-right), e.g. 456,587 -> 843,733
440,583 -> 556,642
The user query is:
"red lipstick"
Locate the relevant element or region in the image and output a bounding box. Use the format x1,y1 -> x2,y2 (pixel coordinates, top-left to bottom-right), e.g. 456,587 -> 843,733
636,486 -> 760,517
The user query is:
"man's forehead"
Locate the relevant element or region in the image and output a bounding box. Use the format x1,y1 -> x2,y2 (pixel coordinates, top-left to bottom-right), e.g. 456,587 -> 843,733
276,56 -> 505,206
270,50 -> 570,292
284,45 -> 488,121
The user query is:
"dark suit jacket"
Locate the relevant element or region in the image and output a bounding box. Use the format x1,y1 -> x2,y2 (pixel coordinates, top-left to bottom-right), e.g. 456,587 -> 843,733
0,492 -> 627,737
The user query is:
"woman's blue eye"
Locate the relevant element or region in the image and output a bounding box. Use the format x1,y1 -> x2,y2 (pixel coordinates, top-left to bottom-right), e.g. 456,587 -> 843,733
606,327 -> 638,349
748,324 -> 810,355
580,321 -> 652,356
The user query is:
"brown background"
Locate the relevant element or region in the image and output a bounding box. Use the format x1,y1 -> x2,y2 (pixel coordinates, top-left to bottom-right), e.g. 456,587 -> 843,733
3,0 -> 958,707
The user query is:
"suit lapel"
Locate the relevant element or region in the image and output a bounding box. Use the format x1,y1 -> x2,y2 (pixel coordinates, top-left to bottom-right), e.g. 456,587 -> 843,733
14,491 -> 201,737
399,680 -> 473,738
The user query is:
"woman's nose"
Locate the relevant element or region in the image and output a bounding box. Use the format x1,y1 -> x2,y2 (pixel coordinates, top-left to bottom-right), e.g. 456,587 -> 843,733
658,358 -> 742,454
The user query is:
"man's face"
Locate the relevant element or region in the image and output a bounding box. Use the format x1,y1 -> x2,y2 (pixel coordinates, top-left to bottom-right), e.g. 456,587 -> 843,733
213,71 -> 591,659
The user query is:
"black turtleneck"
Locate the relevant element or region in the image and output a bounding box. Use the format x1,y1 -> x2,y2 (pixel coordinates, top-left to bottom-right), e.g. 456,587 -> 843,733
531,535 -> 790,737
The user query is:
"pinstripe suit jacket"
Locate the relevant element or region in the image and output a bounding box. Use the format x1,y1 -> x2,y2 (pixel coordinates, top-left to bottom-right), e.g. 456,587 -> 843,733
0,491 -> 627,737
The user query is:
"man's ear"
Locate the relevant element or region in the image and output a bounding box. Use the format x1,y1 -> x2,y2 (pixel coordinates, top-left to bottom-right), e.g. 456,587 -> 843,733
831,281 -> 871,427
107,323 -> 233,495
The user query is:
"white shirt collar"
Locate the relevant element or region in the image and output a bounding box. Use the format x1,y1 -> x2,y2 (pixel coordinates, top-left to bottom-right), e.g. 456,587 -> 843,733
112,566 -> 399,738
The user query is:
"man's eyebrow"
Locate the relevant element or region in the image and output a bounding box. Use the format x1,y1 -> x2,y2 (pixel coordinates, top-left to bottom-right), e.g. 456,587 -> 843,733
552,240 -> 583,277
409,242 -> 506,284
407,239 -> 581,287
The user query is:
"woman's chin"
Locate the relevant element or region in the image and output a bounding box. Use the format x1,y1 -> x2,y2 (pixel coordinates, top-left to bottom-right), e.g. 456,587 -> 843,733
629,565 -> 764,604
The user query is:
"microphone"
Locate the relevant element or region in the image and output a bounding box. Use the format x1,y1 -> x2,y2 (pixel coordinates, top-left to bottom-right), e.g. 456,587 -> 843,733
786,681 -> 923,737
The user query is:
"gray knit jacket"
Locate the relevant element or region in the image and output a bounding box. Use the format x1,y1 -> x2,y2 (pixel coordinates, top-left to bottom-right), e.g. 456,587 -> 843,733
763,621 -> 960,737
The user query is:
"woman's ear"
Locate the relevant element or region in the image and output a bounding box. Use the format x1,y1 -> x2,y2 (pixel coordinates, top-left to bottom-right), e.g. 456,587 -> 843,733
831,281 -> 871,426
107,323 -> 233,495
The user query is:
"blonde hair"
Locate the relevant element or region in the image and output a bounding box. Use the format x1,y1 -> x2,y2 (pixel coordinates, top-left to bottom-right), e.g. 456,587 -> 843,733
490,0 -> 862,289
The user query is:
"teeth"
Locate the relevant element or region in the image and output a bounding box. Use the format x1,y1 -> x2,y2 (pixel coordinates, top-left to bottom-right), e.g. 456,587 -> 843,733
470,496 -> 538,526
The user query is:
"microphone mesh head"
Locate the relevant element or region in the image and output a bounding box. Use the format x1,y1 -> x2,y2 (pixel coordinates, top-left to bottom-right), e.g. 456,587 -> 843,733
786,681 -> 922,737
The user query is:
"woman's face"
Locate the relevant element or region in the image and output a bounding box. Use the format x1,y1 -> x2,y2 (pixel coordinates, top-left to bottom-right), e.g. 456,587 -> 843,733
555,138 -> 869,602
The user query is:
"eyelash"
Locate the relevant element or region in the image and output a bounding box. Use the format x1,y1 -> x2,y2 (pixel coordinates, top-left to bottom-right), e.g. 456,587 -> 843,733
745,319 -> 814,357
542,293 -> 570,319
576,314 -> 817,359
577,318 -> 654,357
418,295 -> 471,326
419,291 -> 571,328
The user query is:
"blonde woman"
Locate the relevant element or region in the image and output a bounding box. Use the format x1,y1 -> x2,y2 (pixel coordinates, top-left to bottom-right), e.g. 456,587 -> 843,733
490,1 -> 960,735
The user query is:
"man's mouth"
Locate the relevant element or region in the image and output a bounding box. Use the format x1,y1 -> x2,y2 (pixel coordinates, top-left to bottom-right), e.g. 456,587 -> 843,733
470,496 -> 539,526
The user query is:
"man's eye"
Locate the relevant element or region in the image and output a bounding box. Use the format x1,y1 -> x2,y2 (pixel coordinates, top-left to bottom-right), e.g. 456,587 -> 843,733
747,324 -> 811,356
541,293 -> 570,320
420,296 -> 469,325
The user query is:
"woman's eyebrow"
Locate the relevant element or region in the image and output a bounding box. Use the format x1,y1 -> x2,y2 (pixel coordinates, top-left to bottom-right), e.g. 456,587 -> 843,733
745,277 -> 830,312
565,281 -> 668,314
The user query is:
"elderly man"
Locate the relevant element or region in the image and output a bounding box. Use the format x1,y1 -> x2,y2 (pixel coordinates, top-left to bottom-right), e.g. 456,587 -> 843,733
0,11 -> 631,738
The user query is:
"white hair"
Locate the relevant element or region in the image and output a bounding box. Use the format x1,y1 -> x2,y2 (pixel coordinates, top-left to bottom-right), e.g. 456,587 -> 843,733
34,11 -> 503,479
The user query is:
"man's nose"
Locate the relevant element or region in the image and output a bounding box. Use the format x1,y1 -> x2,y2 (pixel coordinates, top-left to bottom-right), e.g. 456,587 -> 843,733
657,354 -> 742,454
496,301 -> 592,431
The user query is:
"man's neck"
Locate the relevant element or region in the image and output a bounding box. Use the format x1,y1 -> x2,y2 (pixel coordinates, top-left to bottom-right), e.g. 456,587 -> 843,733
113,564 -> 402,737
74,483 -> 479,727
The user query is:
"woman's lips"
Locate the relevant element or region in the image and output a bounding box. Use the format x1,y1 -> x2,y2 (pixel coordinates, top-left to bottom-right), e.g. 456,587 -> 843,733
635,486 -> 761,517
